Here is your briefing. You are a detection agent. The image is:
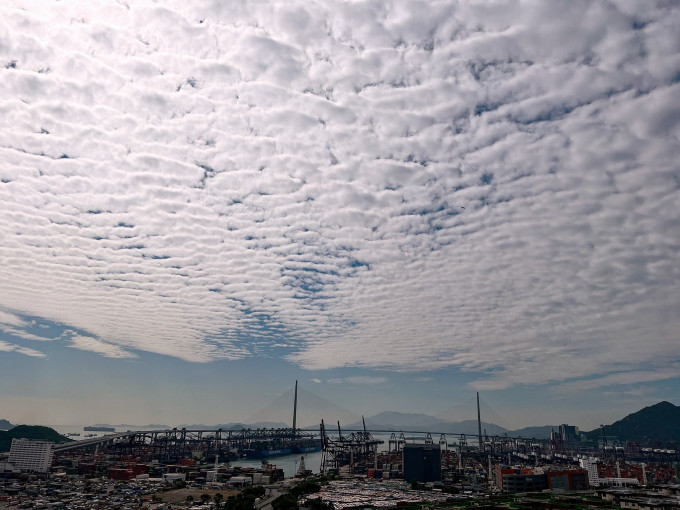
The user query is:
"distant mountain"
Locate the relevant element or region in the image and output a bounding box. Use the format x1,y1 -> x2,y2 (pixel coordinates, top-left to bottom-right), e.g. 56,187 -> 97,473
346,412 -> 455,432
247,385 -> 359,428
0,425 -> 72,452
346,412 -> 508,436
510,426 -> 560,440
0,419 -> 13,431
584,401 -> 680,443
179,422 -> 289,430
437,397 -> 506,427
92,423 -> 170,429
344,411 -> 565,439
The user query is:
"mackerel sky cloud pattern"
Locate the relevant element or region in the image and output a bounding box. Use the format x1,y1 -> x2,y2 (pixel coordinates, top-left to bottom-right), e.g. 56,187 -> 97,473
0,0 -> 679,395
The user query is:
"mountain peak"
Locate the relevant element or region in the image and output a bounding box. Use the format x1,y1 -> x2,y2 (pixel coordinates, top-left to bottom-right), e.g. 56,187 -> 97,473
246,385 -> 359,428
586,401 -> 680,443
648,400 -> 675,409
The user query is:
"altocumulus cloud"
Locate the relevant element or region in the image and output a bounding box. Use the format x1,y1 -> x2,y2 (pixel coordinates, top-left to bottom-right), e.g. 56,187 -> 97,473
68,334 -> 137,359
328,377 -> 388,385
0,1 -> 679,392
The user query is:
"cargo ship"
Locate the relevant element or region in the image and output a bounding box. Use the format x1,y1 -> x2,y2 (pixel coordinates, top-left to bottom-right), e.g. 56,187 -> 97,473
296,445 -> 322,454
240,381 -> 321,458
242,441 -> 321,458
244,447 -> 293,458
84,426 -> 115,432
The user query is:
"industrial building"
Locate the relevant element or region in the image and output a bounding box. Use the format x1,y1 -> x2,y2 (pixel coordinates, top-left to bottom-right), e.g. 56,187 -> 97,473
495,465 -> 590,493
547,469 -> 589,491
402,443 -> 441,483
494,466 -> 548,492
8,438 -> 54,473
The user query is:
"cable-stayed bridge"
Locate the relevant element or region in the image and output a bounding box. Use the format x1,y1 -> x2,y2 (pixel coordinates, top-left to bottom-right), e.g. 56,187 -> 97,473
10,384 -> 533,464
49,426 -> 550,460
51,427 -> 320,461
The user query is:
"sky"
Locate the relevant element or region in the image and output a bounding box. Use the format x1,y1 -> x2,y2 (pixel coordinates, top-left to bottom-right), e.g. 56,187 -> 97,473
0,0 -> 679,432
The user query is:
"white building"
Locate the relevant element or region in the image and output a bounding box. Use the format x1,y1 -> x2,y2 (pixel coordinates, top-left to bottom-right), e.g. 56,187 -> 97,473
580,457 -> 602,486
162,472 -> 186,483
8,439 -> 54,473
579,457 -> 640,487
229,476 -> 253,487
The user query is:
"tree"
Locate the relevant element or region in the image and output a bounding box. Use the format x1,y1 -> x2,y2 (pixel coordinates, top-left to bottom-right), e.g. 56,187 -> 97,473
223,487 -> 265,510
290,480 -> 321,498
186,495 -> 194,503
201,493 -> 212,504
303,497 -> 333,510
214,492 -> 224,509
272,493 -> 298,510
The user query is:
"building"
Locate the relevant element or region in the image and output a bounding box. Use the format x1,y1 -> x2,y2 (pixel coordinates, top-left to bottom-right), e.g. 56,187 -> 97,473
596,488 -> 680,509
547,469 -> 590,491
559,424 -> 579,443
403,443 -> 441,483
0,462 -> 21,477
579,458 -> 640,487
495,466 -> 548,492
162,472 -> 186,484
8,439 -> 54,473
580,457 -> 602,486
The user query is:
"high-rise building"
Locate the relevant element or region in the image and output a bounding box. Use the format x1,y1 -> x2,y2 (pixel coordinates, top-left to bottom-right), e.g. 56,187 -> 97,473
8,438 -> 54,473
579,457 -> 601,486
559,424 -> 579,443
403,443 -> 441,483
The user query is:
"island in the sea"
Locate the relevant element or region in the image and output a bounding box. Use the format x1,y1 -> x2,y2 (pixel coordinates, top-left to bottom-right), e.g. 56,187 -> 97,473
83,426 -> 115,432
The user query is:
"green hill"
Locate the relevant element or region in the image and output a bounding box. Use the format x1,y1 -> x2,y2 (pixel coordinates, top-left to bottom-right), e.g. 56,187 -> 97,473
0,425 -> 72,452
0,419 -> 13,431
584,401 -> 680,444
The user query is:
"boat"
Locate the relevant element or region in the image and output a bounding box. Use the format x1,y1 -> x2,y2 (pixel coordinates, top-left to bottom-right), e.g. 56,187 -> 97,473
244,448 -> 293,458
239,381 -> 322,458
66,433 -> 81,437
295,445 -> 322,454
84,426 -> 115,432
242,440 -> 321,458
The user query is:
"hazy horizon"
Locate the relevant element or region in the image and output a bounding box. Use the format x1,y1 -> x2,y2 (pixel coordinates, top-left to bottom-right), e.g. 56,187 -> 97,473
2,383 -> 675,432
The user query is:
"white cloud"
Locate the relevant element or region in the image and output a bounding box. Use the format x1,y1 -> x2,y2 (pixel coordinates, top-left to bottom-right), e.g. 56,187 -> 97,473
0,339 -> 46,358
0,0 -> 678,394
0,324 -> 55,342
554,367 -> 680,395
345,376 -> 388,385
68,334 -> 137,359
327,376 -> 388,385
0,309 -> 27,328
0,309 -> 56,342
